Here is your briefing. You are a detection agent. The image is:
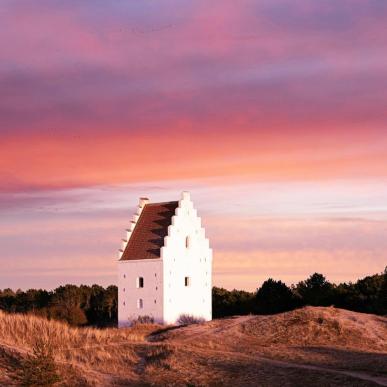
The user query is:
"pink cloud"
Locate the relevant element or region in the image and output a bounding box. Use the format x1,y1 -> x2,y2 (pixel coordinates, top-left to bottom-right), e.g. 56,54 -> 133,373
1,180 -> 386,290
1,1 -> 387,289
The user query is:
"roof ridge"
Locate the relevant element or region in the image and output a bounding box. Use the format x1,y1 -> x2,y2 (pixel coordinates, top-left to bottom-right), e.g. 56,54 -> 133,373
144,200 -> 178,206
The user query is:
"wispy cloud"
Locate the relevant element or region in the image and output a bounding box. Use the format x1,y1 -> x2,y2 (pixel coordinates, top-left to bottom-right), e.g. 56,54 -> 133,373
0,180 -> 386,289
1,1 -> 387,289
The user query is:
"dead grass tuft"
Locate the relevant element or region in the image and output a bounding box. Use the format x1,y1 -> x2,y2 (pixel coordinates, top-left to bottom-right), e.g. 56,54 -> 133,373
144,344 -> 175,369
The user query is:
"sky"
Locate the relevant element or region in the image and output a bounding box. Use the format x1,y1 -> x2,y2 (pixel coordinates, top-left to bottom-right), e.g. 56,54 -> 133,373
0,0 -> 386,291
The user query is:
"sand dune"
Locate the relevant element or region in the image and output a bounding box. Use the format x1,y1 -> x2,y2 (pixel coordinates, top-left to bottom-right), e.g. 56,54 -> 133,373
0,307 -> 386,386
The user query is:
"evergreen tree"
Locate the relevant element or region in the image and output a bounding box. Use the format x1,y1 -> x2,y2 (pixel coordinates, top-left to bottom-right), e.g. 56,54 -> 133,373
255,279 -> 297,314
13,338 -> 61,386
296,273 -> 333,306
212,287 -> 254,317
378,266 -> 387,314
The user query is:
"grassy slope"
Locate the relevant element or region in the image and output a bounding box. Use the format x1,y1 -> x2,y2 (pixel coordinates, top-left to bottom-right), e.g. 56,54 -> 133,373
0,307 -> 386,386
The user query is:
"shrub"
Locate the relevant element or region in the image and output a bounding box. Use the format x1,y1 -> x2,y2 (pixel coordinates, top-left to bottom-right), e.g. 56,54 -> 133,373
177,314 -> 205,325
131,315 -> 154,326
12,338 -> 61,386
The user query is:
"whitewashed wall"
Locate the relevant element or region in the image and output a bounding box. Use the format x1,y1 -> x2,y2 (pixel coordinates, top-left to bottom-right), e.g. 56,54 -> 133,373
162,192 -> 212,324
118,259 -> 163,327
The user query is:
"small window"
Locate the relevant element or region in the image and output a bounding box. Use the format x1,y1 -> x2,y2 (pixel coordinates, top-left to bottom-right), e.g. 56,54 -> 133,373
137,299 -> 143,309
154,299 -> 157,304
123,274 -> 126,278
185,276 -> 191,287
185,236 -> 190,249
123,301 -> 125,306
137,277 -> 144,288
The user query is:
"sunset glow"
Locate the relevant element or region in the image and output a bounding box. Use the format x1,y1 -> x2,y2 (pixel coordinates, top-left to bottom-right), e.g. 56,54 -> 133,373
1,0 -> 386,290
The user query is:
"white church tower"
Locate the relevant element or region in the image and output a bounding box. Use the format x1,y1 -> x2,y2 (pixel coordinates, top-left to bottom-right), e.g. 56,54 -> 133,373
117,191 -> 212,326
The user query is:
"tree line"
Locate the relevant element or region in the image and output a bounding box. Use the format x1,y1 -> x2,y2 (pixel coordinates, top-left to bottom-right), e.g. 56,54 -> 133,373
213,269 -> 387,318
0,269 -> 386,326
0,284 -> 118,326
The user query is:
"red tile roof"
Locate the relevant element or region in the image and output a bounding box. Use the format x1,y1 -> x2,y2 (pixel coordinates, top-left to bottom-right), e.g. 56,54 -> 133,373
120,201 -> 178,260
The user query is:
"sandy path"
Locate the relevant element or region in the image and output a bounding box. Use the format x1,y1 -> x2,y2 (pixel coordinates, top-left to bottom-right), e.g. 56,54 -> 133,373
180,345 -> 387,386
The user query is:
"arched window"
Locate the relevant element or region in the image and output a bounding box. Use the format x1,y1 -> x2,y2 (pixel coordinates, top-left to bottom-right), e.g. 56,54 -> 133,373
137,277 -> 144,288
185,236 -> 190,249
137,299 -> 143,309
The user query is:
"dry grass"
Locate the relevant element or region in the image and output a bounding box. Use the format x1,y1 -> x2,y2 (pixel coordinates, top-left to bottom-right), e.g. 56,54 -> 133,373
0,310 -> 158,349
0,307 -> 386,386
240,306 -> 387,351
0,310 -> 161,385
149,307 -> 387,385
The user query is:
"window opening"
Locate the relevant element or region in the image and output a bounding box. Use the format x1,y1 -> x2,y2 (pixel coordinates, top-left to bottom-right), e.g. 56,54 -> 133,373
137,277 -> 144,288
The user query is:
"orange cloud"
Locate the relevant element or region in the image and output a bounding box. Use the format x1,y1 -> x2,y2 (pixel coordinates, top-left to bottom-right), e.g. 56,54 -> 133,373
1,1 -> 387,290
1,128 -> 387,192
